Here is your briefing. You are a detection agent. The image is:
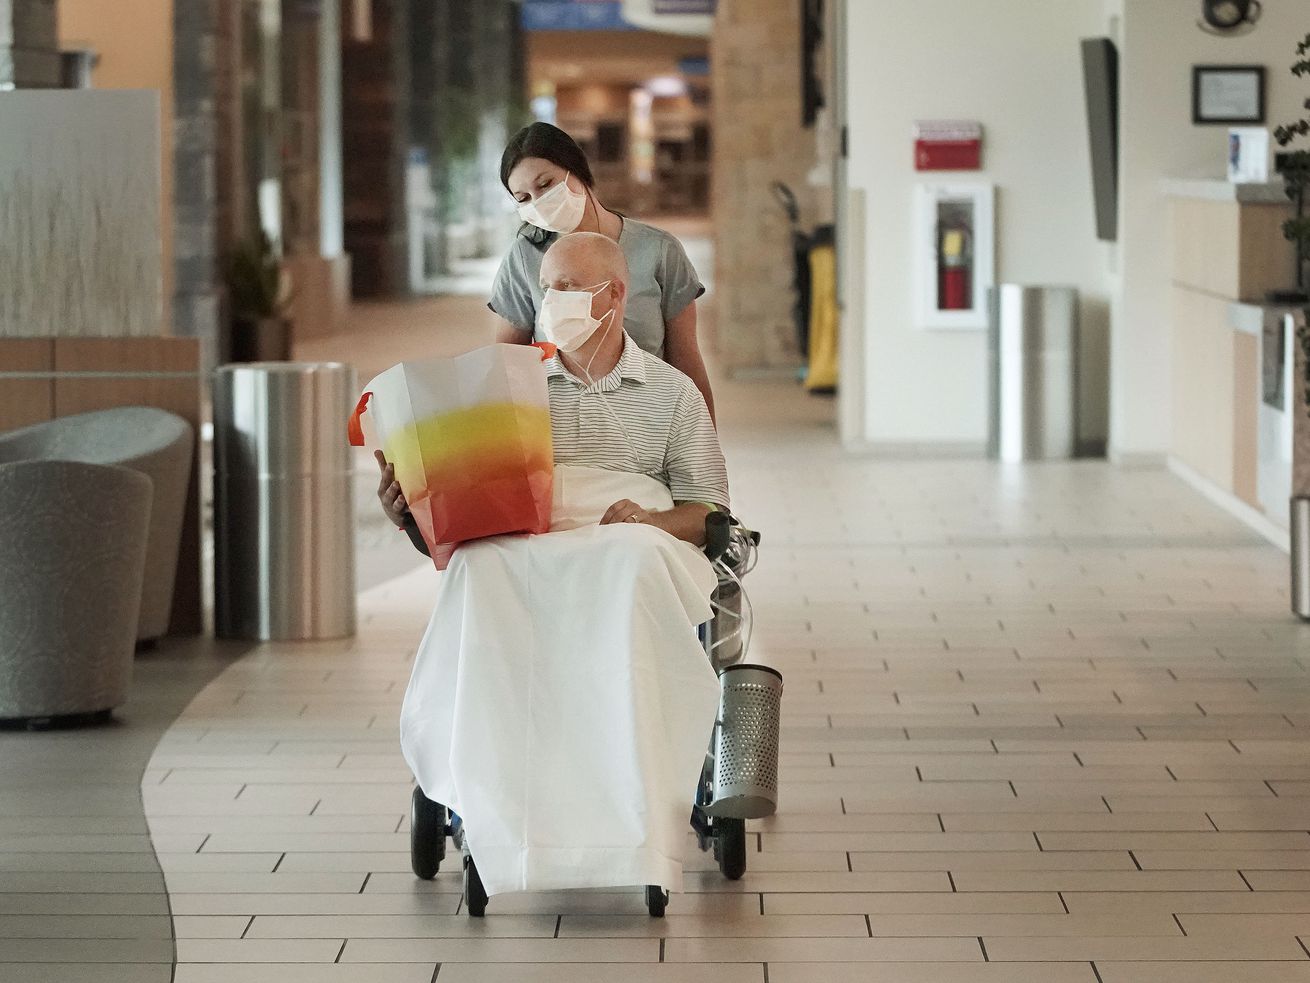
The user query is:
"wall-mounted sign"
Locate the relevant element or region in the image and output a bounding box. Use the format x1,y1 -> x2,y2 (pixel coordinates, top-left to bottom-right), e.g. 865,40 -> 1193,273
653,0 -> 716,13
621,0 -> 712,36
913,120 -> 983,171
521,1 -> 637,32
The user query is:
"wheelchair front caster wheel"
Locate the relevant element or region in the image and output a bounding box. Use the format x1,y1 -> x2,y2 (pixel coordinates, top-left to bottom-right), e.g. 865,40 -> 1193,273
645,884 -> 668,917
714,817 -> 747,881
463,856 -> 488,917
410,787 -> 446,880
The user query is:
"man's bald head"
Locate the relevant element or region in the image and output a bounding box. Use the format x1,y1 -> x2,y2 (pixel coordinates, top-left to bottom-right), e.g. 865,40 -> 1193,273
540,232 -> 630,292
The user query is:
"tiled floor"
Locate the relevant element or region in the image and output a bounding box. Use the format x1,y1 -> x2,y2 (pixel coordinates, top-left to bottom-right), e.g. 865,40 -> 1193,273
127,348 -> 1310,981
0,637 -> 249,983
8,247 -> 1310,979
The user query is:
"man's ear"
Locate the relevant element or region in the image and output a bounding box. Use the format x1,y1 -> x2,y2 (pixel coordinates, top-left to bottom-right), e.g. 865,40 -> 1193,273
611,279 -> 628,305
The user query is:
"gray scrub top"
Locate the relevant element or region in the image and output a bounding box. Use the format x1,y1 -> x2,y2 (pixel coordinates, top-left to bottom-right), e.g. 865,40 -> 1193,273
488,218 -> 705,360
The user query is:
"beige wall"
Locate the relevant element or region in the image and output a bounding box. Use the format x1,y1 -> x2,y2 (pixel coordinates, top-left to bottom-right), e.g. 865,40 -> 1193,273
1111,0 -> 1308,460
843,0 -> 1111,446
711,0 -> 826,372
59,0 -> 174,331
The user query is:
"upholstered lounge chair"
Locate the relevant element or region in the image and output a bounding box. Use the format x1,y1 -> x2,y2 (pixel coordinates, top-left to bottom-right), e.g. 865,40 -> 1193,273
0,408 -> 194,641
0,460 -> 152,725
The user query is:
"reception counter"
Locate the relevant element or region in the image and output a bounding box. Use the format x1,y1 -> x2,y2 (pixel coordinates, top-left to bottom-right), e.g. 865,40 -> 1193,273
1166,178 -> 1296,535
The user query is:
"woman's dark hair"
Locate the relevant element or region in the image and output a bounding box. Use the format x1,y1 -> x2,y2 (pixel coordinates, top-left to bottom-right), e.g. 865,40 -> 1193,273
500,122 -> 596,194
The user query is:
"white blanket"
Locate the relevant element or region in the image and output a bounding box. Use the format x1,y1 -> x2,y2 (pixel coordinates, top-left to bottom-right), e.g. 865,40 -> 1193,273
399,465 -> 721,896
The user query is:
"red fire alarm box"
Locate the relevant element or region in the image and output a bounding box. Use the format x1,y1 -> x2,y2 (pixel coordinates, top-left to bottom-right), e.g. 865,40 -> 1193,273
914,120 -> 983,171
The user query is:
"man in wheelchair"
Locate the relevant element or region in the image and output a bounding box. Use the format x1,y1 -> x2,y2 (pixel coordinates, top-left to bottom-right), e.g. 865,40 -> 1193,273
376,232 -> 730,910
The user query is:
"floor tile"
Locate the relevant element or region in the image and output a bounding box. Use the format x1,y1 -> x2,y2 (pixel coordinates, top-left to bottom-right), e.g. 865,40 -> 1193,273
10,288 -> 1297,981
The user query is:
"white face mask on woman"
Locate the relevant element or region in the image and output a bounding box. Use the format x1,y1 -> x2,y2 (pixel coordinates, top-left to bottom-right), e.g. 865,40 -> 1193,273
517,174 -> 588,234
537,280 -> 614,353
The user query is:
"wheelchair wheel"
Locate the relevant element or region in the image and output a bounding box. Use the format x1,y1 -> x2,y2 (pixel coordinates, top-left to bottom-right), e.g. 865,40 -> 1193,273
463,855 -> 488,917
714,817 -> 747,881
409,787 -> 446,880
645,884 -> 668,918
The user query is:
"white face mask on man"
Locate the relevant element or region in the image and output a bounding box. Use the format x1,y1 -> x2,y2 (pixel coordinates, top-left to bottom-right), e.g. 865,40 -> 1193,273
536,280 -> 615,353
517,174 -> 588,234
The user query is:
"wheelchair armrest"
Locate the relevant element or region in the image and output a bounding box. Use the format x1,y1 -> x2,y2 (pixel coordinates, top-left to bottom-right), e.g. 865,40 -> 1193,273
704,510 -> 731,562
401,511 -> 431,558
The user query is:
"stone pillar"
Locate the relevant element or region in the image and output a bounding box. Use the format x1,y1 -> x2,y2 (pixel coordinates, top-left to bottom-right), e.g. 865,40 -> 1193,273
711,0 -> 824,373
173,0 -> 227,367
0,0 -> 60,88
429,0 -> 524,270
342,0 -> 410,298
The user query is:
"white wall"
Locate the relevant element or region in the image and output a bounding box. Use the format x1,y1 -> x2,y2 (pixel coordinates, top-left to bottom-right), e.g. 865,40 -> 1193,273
843,0 -> 1111,447
842,0 -> 1310,457
1112,0 -> 1308,461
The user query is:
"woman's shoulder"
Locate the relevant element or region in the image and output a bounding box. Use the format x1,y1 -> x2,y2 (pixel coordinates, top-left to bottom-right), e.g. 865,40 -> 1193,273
621,218 -> 679,248
508,227 -> 554,258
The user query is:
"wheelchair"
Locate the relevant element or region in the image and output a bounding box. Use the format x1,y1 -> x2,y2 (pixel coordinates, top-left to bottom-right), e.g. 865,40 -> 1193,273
402,510 -> 764,918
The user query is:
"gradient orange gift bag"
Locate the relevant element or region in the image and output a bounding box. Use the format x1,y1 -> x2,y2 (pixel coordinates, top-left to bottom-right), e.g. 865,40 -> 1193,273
348,343 -> 556,569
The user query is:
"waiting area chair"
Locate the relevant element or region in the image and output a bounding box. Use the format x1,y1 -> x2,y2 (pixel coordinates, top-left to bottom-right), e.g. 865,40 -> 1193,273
0,460 -> 152,726
0,407 -> 194,642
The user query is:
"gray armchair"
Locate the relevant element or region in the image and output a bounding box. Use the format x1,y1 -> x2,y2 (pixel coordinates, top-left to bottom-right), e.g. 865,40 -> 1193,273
0,408 -> 194,641
0,460 -> 152,724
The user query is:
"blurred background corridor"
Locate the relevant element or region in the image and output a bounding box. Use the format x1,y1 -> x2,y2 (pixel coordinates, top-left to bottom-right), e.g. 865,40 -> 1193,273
5,0 -> 1310,980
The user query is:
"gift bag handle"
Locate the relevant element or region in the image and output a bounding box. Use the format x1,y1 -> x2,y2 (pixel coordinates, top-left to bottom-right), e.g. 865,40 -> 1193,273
347,391 -> 372,447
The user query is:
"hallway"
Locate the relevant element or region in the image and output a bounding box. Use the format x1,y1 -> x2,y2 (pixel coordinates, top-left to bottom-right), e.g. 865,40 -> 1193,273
116,299 -> 1310,982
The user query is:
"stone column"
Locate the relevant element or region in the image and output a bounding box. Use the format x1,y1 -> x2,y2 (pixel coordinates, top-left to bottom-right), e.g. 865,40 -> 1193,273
429,0 -> 523,271
173,0 -> 227,367
0,0 -> 60,88
711,0 -> 825,373
342,0 -> 410,298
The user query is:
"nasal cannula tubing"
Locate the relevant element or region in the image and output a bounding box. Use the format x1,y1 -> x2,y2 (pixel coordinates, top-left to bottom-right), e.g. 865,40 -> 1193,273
563,305 -> 644,465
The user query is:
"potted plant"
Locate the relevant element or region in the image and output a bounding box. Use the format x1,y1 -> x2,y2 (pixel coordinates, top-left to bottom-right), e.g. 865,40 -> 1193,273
1274,32 -> 1310,306
224,231 -> 293,362
1280,34 -> 1310,618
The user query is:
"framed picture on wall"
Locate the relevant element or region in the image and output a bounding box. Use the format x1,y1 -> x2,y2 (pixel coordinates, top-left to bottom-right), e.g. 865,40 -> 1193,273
1192,65 -> 1266,124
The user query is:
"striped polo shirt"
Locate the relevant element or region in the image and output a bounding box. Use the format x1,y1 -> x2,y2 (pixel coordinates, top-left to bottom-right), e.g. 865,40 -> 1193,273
545,333 -> 730,511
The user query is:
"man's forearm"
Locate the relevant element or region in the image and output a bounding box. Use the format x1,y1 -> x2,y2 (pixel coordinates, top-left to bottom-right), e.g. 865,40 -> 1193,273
647,503 -> 713,546
495,321 -> 533,345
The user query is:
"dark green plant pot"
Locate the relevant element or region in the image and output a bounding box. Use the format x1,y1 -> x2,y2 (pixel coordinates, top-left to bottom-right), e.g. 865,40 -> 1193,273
230,317 -> 291,362
1267,289 -> 1310,305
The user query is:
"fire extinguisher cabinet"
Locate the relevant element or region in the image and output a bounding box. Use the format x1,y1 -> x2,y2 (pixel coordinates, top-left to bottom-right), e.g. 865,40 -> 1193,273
913,181 -> 995,331
987,285 -> 1079,462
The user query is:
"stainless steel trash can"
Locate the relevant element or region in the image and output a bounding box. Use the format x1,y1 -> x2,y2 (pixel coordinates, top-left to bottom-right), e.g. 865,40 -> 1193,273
988,285 -> 1079,462
213,362 -> 357,641
1292,496 -> 1310,620
707,664 -> 783,820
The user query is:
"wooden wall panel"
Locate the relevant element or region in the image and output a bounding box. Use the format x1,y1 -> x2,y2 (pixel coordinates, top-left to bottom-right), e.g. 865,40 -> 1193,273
0,339 -> 55,430
1239,203 -> 1298,303
1232,330 -> 1260,508
1172,199 -> 1239,299
1171,287 -> 1233,491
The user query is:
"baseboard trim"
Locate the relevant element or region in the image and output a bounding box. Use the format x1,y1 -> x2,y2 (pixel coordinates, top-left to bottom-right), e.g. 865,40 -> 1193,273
1167,456 -> 1289,552
1109,448 -> 1168,469
842,439 -> 987,459
725,366 -> 803,382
